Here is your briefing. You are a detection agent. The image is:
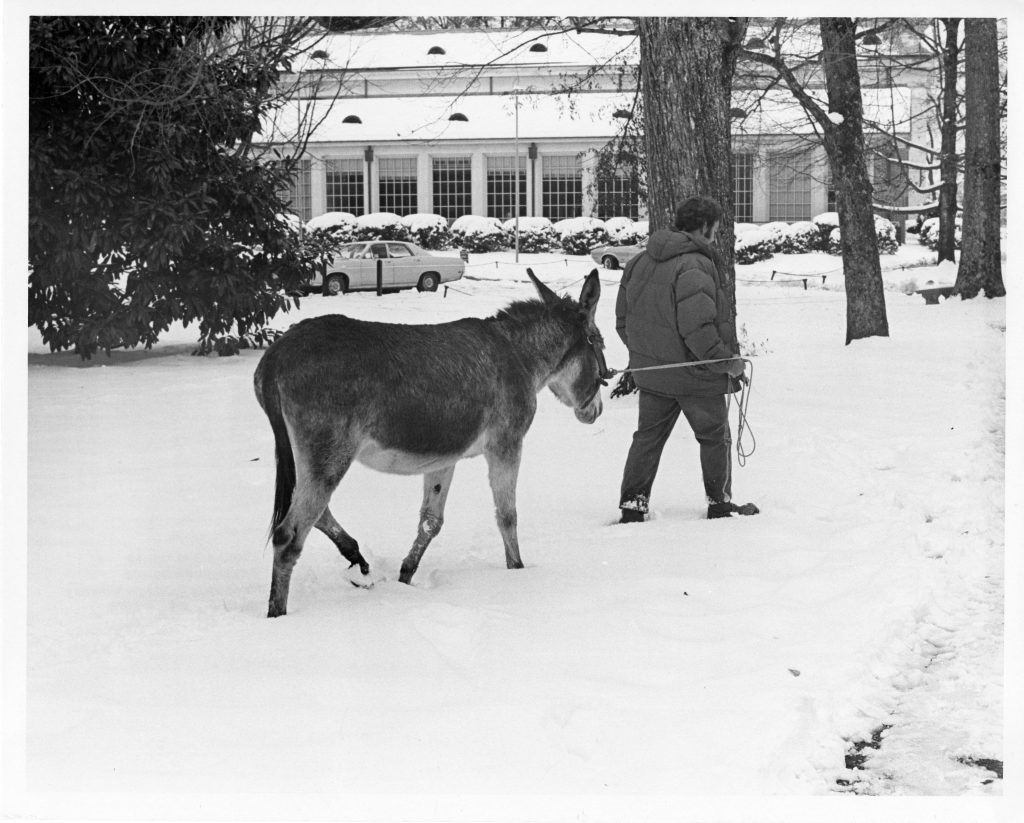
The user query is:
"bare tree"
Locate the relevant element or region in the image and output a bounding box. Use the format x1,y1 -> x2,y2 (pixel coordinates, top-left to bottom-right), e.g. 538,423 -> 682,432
955,18 -> 1005,298
744,18 -> 889,343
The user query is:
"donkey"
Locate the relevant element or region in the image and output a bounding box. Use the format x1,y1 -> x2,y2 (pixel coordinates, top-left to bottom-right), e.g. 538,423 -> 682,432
254,268 -> 608,616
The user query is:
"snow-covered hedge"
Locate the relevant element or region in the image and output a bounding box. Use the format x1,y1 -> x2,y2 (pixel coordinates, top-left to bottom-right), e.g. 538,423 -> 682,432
781,221 -> 824,253
502,216 -> 559,253
758,221 -> 790,253
603,217 -> 648,246
354,212 -> 410,242
918,216 -> 962,251
735,229 -> 774,264
827,227 -> 843,255
305,211 -> 358,246
555,217 -> 610,255
451,215 -> 508,253
874,216 -> 899,255
401,213 -> 452,250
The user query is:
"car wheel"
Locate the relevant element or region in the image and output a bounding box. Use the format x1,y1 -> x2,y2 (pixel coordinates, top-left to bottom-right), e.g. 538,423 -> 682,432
324,274 -> 348,296
601,255 -> 619,270
417,272 -> 440,292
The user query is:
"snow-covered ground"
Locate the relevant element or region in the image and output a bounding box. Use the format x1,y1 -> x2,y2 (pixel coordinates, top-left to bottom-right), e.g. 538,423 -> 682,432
11,244 -> 1013,821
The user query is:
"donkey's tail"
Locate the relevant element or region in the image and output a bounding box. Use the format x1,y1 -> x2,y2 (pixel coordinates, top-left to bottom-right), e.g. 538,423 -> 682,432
254,358 -> 295,542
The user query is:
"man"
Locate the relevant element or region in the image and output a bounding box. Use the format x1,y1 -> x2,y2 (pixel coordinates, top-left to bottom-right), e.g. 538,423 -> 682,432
616,196 -> 759,522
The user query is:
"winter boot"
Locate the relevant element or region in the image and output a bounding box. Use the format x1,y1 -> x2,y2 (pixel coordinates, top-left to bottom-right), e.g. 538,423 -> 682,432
707,501 -> 760,519
618,494 -> 649,524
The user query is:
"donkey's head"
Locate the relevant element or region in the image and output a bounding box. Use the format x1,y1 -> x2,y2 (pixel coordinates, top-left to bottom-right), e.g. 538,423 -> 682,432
527,268 -> 609,424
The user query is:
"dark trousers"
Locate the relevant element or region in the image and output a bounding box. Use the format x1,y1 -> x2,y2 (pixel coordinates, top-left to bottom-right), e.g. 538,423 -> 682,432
619,390 -> 732,511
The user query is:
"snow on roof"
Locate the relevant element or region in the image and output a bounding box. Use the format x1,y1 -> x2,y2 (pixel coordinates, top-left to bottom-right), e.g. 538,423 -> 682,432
262,91 -> 633,145
294,28 -> 640,73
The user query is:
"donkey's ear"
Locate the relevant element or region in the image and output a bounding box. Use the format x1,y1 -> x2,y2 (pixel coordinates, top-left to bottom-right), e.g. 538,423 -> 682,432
578,269 -> 601,317
526,267 -> 559,306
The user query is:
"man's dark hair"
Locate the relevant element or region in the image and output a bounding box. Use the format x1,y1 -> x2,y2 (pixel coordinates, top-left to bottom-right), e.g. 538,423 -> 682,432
674,197 -> 724,232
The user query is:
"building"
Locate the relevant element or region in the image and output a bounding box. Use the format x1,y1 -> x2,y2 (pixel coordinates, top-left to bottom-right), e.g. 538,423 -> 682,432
263,26 -> 938,227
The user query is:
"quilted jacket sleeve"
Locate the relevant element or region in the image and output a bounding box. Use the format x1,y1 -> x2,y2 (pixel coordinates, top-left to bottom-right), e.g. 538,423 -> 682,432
674,263 -> 734,368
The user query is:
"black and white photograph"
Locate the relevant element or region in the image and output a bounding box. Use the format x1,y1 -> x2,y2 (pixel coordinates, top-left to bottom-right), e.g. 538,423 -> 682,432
3,4 -> 1019,822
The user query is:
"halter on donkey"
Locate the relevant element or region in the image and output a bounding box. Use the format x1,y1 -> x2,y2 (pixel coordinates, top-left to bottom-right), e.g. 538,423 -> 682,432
253,269 -> 610,617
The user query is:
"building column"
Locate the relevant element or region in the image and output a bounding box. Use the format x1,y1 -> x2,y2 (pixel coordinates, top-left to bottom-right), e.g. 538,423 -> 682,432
471,152 -> 487,218
418,150 -> 433,214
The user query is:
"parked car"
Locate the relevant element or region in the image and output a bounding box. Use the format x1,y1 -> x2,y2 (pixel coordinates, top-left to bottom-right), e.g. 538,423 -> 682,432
308,241 -> 465,295
590,242 -> 646,270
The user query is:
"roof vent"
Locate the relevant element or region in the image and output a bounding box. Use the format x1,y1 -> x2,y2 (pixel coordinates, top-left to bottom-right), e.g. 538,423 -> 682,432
529,43 -> 548,53
448,113 -> 468,122
342,115 -> 362,124
428,46 -> 446,55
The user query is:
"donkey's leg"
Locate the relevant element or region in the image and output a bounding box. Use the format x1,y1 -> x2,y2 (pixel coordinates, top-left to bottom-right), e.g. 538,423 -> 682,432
399,465 -> 456,584
268,443 -> 353,617
484,444 -> 524,570
315,506 -> 370,576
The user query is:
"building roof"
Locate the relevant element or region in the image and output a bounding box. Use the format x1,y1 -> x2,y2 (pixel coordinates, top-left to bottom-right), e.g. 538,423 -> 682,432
294,28 -> 640,74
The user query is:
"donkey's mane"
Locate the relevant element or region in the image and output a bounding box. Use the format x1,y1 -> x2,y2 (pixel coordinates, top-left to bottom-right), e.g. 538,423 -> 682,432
490,295 -> 582,327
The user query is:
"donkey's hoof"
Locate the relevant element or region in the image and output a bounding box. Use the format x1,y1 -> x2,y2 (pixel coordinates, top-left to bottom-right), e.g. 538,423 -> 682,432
345,562 -> 380,589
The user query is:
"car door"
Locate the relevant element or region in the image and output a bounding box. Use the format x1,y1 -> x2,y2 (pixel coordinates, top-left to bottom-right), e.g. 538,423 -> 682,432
386,242 -> 419,288
359,243 -> 395,288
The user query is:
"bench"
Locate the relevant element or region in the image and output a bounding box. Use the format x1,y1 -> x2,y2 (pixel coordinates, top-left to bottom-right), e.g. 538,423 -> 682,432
916,285 -> 956,304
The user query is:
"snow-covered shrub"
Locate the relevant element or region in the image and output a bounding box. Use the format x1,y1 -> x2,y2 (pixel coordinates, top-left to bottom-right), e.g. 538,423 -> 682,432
874,216 -> 899,254
604,217 -> 636,243
813,211 -> 840,250
918,216 -> 962,251
354,212 -> 409,242
555,217 -> 610,255
759,221 -> 790,253
735,229 -> 774,264
451,215 -> 508,253
305,211 -> 358,246
827,227 -> 842,255
401,213 -> 451,250
630,220 -> 650,244
781,221 -> 824,253
734,223 -> 758,238
501,216 -> 558,253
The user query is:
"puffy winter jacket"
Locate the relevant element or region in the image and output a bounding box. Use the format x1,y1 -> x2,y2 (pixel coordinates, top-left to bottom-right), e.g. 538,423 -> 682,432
615,228 -> 740,397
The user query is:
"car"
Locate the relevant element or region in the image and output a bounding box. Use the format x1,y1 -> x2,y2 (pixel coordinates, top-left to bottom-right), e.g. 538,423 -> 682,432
308,241 -> 466,296
590,242 -> 646,270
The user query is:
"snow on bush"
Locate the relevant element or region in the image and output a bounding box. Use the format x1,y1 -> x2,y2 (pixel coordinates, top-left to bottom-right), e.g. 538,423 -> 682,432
604,217 -> 647,246
305,211 -> 358,245
874,216 -> 900,255
827,226 -> 843,255
813,211 -> 840,250
554,216 -> 610,255
401,213 -> 452,250
451,215 -> 508,253
501,216 -> 558,253
759,221 -> 790,253
734,223 -> 758,237
918,216 -> 962,251
354,212 -> 410,242
781,221 -> 824,253
735,228 -> 774,264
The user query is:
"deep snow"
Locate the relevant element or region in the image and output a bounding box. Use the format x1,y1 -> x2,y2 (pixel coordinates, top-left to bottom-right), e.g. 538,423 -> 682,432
10,245 -> 1013,821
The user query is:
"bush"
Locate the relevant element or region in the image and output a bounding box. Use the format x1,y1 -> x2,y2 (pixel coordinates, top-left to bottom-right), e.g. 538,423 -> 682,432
354,212 -> 410,242
554,216 -> 610,255
759,221 -> 790,253
305,212 -> 358,248
781,221 -> 824,253
827,226 -> 843,255
735,229 -> 774,264
401,213 -> 452,250
918,216 -> 962,251
501,216 -> 559,253
813,211 -> 840,250
604,217 -> 647,246
874,216 -> 899,254
452,215 -> 508,253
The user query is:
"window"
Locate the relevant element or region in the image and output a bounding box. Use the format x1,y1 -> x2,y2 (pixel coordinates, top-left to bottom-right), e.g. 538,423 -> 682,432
386,243 -> 413,258
325,158 -> 365,216
731,152 -> 754,223
486,155 -> 527,219
378,157 -> 418,216
596,164 -> 640,220
542,155 -> 582,221
279,159 -> 312,222
768,152 -> 814,221
432,156 -> 472,221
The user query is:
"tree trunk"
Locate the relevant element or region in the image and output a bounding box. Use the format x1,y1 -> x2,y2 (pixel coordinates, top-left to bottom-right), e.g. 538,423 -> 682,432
956,18 -> 1005,298
937,18 -> 961,264
819,19 -> 889,343
637,17 -> 747,305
